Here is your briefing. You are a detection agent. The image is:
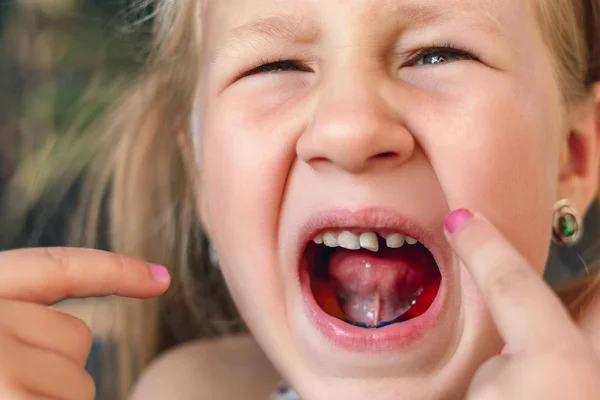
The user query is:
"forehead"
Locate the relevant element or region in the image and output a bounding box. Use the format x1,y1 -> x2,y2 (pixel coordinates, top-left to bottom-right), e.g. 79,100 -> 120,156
202,0 -> 536,47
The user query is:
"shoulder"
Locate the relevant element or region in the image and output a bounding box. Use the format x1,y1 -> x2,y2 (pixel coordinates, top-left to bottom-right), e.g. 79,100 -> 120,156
129,334 -> 281,400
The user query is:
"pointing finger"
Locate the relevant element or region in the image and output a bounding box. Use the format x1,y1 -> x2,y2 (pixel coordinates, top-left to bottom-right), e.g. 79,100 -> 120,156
0,248 -> 170,305
444,209 -> 578,351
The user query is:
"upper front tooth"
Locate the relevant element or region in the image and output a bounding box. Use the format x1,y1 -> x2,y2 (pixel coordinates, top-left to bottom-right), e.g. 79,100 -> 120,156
338,231 -> 360,250
386,233 -> 405,248
323,232 -> 339,247
313,233 -> 324,244
406,236 -> 418,245
359,232 -> 379,252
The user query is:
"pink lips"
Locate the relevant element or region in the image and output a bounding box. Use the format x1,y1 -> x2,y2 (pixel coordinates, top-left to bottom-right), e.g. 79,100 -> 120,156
296,208 -> 450,352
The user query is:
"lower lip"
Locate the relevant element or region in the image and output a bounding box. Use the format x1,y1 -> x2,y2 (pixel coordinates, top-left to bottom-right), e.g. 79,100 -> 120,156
299,256 -> 446,352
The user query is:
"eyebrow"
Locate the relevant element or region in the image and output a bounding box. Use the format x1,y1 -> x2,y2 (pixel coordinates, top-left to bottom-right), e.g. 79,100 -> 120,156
390,1 -> 503,36
208,14 -> 318,64
210,2 -> 503,62
231,14 -> 319,45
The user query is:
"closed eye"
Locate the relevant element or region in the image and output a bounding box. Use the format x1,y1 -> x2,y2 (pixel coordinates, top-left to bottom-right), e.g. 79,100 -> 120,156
242,60 -> 311,77
239,44 -> 477,79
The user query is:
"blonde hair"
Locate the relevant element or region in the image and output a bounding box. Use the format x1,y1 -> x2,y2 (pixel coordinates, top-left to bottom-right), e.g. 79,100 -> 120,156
536,0 -> 600,101
4,0 -> 600,398
66,1 -> 244,396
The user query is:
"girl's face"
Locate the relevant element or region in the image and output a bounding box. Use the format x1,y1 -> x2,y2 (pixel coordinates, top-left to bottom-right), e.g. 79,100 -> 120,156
194,0 -> 576,398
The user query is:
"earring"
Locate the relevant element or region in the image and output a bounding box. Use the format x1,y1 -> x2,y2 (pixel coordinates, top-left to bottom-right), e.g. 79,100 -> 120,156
208,242 -> 220,269
552,199 -> 583,246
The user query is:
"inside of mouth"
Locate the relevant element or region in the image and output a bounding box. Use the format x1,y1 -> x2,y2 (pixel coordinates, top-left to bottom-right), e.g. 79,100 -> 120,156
306,235 -> 441,329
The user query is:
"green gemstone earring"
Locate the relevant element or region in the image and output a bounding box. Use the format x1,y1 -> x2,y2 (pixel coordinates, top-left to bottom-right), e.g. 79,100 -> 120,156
552,199 -> 582,246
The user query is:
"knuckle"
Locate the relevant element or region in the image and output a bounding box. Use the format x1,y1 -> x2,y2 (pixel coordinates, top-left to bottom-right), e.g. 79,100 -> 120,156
44,247 -> 73,272
0,336 -> 11,355
65,313 -> 92,338
0,301 -> 17,330
95,252 -> 127,296
43,248 -> 75,293
78,371 -> 97,400
0,331 -> 19,362
109,254 -> 129,292
113,253 -> 128,275
61,312 -> 93,348
484,263 -> 531,299
0,387 -> 24,400
0,370 -> 21,394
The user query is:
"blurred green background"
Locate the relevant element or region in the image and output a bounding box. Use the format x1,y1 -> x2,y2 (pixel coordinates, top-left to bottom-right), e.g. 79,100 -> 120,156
0,1 -> 151,398
0,0 -> 151,248
1,0 -> 149,181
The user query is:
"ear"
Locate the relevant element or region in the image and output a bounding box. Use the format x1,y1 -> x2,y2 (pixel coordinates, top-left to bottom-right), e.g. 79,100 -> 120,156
176,131 -> 212,236
557,83 -> 600,214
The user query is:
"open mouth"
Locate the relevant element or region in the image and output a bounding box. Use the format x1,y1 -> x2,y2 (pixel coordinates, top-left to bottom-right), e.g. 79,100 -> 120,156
304,229 -> 441,329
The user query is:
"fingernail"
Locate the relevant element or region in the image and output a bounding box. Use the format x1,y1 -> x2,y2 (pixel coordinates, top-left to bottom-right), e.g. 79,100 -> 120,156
444,209 -> 474,234
150,264 -> 170,283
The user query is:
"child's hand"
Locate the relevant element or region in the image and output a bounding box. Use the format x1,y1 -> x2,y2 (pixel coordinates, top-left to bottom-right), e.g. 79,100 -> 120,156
446,210 -> 600,400
0,248 -> 170,400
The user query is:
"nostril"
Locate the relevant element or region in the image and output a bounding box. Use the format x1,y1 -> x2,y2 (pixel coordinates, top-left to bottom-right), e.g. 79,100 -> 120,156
310,156 -> 329,164
376,152 -> 398,159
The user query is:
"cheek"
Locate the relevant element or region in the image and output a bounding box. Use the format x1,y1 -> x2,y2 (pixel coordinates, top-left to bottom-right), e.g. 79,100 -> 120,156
199,91 -> 304,232
196,88 -> 305,313
199,76 -> 311,235
412,72 -> 562,271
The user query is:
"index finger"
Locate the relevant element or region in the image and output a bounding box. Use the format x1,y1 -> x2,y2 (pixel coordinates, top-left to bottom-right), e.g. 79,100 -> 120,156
0,247 -> 170,305
444,209 -> 578,352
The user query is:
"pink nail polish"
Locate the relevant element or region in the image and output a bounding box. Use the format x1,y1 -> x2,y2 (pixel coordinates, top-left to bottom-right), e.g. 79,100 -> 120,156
150,264 -> 170,283
444,209 -> 474,234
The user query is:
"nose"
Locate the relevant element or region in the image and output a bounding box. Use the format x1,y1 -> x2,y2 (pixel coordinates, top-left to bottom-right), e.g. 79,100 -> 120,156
297,74 -> 415,174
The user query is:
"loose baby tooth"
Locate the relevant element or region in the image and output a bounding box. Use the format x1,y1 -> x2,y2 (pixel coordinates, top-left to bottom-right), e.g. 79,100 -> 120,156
359,232 -> 379,252
313,233 -> 324,244
323,232 -> 339,248
386,233 -> 405,248
338,231 -> 360,250
405,236 -> 418,245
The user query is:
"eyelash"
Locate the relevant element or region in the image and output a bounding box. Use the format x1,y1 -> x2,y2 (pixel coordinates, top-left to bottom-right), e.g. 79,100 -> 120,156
239,59 -> 307,78
405,42 -> 480,66
240,42 -> 480,78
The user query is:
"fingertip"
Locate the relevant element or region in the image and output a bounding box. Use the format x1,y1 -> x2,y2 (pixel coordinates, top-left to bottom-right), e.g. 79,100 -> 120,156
149,264 -> 171,284
444,208 -> 474,235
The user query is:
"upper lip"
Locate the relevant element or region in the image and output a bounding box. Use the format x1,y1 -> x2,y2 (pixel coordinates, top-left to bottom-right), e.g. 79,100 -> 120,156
297,207 -> 447,273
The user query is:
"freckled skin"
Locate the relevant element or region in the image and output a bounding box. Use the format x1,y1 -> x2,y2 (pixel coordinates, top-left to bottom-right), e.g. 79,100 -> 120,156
194,0 -> 579,398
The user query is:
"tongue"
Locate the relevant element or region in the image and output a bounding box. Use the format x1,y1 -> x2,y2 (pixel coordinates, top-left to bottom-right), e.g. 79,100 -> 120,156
328,245 -> 438,327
